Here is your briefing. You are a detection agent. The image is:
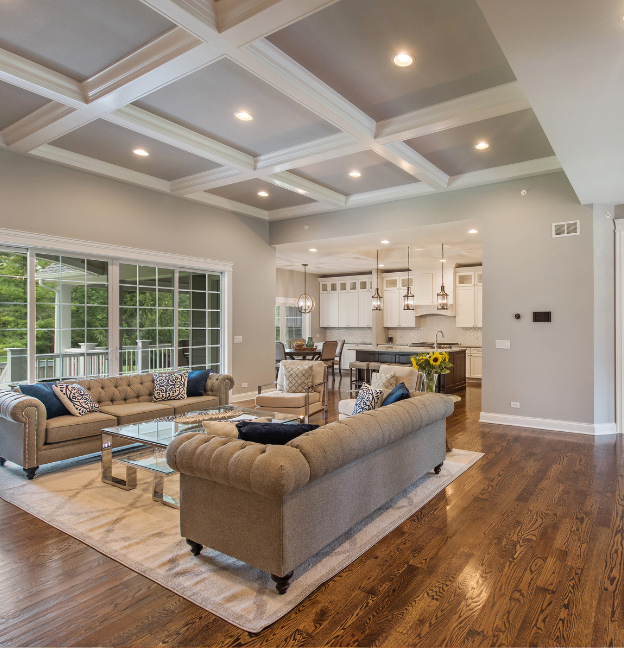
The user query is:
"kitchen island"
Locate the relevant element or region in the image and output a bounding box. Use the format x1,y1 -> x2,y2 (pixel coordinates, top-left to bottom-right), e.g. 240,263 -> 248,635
354,346 -> 467,394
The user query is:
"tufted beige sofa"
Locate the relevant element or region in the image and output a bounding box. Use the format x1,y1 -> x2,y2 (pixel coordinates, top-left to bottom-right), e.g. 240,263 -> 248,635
166,392 -> 452,594
0,371 -> 234,479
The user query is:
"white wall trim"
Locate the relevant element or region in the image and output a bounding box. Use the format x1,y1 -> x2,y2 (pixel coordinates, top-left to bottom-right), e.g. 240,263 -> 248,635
0,228 -> 233,272
615,219 -> 624,433
479,412 -> 617,435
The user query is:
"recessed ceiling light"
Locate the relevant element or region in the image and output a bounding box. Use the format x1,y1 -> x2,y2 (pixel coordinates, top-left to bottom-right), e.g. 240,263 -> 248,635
296,189 -> 308,194
257,191 -> 269,197
349,171 -> 361,177
379,264 -> 385,267
393,52 -> 414,67
468,229 -> 478,234
234,111 -> 254,121
381,240 -> 389,244
309,248 -> 317,252
133,149 -> 149,156
475,141 -> 490,150
440,259 -> 446,263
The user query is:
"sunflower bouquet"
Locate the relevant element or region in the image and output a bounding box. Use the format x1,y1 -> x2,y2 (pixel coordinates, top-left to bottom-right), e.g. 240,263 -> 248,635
411,351 -> 453,392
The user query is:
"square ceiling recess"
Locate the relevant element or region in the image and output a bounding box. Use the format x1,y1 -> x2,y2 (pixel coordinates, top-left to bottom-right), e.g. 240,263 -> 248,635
0,79 -> 50,130
206,179 -> 316,211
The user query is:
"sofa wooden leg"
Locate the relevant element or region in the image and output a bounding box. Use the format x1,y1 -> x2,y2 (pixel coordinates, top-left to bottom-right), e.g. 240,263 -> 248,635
434,462 -> 443,475
186,539 -> 203,556
23,466 -> 39,480
271,571 -> 294,595
0,457 -> 6,467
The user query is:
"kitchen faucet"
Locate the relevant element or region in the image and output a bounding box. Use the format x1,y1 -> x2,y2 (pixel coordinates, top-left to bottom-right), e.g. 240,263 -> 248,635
435,330 -> 444,351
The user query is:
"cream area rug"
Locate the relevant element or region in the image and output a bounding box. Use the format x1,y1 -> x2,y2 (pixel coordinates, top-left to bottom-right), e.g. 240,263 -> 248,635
0,448 -> 482,633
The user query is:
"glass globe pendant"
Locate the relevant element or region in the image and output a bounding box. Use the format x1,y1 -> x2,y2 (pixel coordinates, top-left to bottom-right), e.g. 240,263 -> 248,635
296,263 -> 315,314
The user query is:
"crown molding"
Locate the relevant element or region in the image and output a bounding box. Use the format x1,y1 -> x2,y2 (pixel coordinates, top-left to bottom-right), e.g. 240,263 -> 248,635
107,104 -> 254,171
375,82 -> 531,144
243,39 -> 376,138
447,156 -> 562,190
0,48 -> 85,107
30,144 -> 172,192
380,141 -> 449,189
255,132 -> 363,172
0,227 -> 233,271
138,0 -> 218,40
82,28 -> 202,103
170,167 -> 243,195
2,103 -> 77,150
267,181 -> 435,220
268,171 -> 346,205
185,190 -> 269,220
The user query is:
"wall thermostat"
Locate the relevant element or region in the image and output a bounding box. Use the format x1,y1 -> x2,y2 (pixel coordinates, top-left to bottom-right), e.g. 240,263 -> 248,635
533,312 -> 551,322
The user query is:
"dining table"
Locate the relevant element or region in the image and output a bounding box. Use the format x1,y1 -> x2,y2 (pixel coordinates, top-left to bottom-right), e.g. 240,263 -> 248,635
285,348 -> 321,360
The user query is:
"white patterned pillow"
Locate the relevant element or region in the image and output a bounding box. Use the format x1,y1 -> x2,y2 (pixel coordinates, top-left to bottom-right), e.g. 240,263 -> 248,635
153,371 -> 188,402
283,364 -> 313,393
53,383 -> 99,416
352,383 -> 384,415
371,372 -> 396,391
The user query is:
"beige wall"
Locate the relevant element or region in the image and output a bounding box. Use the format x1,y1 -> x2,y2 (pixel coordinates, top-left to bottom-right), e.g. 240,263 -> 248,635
275,268 -> 323,343
0,149 -> 276,396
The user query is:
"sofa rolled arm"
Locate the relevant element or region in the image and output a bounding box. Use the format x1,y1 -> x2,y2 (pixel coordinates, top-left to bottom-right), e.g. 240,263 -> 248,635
0,390 -> 46,427
205,373 -> 235,405
166,431 -> 311,500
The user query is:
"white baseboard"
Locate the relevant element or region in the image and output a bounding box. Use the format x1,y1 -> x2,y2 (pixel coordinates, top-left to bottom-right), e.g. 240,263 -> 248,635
230,390 -> 257,403
480,412 -> 618,435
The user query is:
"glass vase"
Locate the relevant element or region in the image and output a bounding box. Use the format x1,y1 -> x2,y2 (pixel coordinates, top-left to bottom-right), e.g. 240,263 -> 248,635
425,374 -> 436,393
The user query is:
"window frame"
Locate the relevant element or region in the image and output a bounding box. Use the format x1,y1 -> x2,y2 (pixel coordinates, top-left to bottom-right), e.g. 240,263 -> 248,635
275,297 -> 311,345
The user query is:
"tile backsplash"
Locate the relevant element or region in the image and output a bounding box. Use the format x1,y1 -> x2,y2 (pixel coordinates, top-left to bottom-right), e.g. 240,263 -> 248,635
389,315 -> 482,346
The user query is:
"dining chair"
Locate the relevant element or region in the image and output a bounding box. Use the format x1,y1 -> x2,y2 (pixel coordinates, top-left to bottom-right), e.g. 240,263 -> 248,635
275,341 -> 286,379
333,339 -> 345,377
320,340 -> 338,379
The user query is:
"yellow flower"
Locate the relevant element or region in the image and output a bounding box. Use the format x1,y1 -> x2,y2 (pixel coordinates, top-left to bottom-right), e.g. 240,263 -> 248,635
430,352 -> 443,365
441,352 -> 449,362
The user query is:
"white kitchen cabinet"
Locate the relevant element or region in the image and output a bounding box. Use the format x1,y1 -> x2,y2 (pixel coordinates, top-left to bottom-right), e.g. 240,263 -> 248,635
383,290 -> 400,327
358,285 -> 372,327
471,350 -> 482,378
399,300 -> 416,327
318,274 -> 373,328
339,291 -> 359,327
342,347 -> 357,371
456,286 -> 476,327
320,292 -> 339,328
454,267 -> 482,328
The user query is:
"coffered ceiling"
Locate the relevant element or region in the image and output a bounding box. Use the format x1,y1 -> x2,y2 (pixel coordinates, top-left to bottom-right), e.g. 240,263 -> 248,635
0,0 -> 564,222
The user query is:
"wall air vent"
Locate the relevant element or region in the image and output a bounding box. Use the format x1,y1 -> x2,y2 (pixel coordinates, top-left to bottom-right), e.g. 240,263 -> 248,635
552,220 -> 580,237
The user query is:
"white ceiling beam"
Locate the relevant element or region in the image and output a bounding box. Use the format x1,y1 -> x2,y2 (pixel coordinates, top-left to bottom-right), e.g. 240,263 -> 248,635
137,0 -> 218,41
170,167 -> 244,194
184,190 -> 269,220
30,144 -> 172,192
374,82 -> 531,144
374,141 -> 449,189
267,171 -> 346,205
4,29 -> 223,152
105,105 -> 254,171
447,155 -> 562,190
0,48 -> 85,107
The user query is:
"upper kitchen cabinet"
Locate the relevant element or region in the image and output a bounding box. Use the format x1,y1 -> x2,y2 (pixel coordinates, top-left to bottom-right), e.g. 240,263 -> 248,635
319,275 -> 372,328
455,267 -> 482,328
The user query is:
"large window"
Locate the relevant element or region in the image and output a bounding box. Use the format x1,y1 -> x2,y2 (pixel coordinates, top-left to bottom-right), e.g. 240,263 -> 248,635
0,247 -> 224,388
275,301 -> 308,346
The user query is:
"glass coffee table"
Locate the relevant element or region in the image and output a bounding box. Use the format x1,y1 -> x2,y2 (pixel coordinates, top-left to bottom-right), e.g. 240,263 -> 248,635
101,405 -> 299,508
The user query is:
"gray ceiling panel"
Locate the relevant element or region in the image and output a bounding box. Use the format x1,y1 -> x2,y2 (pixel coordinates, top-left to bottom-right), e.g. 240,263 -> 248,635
406,109 -> 555,176
291,150 -> 420,195
0,0 -> 174,81
134,58 -> 340,157
207,179 -> 316,211
0,80 -> 50,129
267,0 -> 516,121
51,120 -> 221,181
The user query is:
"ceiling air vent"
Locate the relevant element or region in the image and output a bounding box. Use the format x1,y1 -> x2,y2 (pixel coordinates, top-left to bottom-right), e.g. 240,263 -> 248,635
552,220 -> 580,237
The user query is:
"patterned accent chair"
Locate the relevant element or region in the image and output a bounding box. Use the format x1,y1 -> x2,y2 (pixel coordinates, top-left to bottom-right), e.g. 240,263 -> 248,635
0,371 -> 234,479
256,360 -> 327,423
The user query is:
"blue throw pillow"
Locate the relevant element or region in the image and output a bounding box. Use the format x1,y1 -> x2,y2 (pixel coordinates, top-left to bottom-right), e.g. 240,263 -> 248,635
381,381 -> 411,407
236,421 -> 318,445
19,382 -> 70,419
187,369 -> 211,397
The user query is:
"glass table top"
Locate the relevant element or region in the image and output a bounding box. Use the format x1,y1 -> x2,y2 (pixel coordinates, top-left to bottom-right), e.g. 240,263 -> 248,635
102,405 -> 300,447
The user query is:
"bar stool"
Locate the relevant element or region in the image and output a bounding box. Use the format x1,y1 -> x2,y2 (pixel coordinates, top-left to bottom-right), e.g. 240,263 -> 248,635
368,362 -> 382,378
349,361 -> 369,390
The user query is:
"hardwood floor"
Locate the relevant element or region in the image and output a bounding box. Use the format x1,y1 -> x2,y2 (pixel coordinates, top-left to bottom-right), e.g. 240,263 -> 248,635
1,378 -> 623,646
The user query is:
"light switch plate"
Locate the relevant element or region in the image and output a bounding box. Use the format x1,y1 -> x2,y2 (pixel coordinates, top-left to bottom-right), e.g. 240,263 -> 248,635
511,402 -> 520,408
234,336 -> 242,343
496,340 -> 511,349
242,382 -> 248,388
